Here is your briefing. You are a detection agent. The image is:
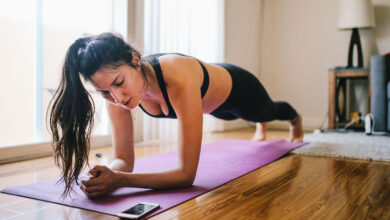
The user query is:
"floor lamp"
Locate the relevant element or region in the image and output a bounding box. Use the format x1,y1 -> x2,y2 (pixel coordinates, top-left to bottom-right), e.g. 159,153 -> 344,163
338,0 -> 375,68
336,0 -> 376,125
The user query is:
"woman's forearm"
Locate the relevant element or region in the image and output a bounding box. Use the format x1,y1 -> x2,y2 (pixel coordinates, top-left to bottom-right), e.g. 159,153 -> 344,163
115,169 -> 194,189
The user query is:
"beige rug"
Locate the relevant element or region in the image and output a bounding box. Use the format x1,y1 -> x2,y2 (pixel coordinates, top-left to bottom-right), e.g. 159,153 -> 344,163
292,132 -> 390,162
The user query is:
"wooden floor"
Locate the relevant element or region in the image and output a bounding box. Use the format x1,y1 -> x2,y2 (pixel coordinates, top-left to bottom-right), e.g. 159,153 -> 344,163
0,128 -> 389,219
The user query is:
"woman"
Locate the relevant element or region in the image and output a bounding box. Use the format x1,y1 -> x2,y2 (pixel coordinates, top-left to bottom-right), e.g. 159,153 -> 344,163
49,32 -> 303,199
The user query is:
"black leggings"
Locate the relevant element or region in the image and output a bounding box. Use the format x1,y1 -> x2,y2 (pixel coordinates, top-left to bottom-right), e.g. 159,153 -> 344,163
210,63 -> 298,123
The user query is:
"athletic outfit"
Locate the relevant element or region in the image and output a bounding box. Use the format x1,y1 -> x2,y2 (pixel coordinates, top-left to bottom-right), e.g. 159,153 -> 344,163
139,53 -> 298,122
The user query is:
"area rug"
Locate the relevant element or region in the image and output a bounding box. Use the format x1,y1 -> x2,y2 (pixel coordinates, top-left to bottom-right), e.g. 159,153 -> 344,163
1,139 -> 305,219
292,132 -> 390,162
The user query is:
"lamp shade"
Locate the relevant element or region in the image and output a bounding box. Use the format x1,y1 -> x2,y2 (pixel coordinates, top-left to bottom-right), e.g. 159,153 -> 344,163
338,0 -> 376,29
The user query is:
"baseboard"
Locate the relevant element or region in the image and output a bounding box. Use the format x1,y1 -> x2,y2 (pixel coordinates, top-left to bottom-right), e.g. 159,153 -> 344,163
221,119 -> 251,131
0,135 -> 112,164
267,116 -> 324,132
214,115 -> 323,132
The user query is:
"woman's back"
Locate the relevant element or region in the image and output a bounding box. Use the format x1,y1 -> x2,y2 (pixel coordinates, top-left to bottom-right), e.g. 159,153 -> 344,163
139,54 -> 233,116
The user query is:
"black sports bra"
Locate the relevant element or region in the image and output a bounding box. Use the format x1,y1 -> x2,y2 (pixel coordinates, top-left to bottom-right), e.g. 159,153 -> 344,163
138,53 -> 209,118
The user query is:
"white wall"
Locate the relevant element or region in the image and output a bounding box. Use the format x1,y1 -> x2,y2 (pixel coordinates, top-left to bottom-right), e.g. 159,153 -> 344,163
225,0 -> 262,74
373,0 -> 390,53
260,0 -> 390,130
222,0 -> 262,130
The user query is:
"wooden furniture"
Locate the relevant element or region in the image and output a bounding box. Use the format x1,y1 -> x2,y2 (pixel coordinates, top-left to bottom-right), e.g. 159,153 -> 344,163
328,68 -> 370,129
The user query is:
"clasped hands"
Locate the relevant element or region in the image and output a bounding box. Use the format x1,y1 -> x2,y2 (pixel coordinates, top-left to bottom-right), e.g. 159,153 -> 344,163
80,165 -> 120,199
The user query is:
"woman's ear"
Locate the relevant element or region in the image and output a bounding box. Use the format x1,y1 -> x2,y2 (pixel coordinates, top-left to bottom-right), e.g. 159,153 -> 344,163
131,52 -> 141,66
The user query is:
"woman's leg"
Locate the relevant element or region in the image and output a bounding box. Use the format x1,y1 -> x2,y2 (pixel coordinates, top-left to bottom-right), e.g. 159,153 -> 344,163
252,101 -> 303,142
252,117 -> 303,142
242,89 -> 303,142
289,113 -> 303,142
211,63 -> 303,142
252,122 -> 267,141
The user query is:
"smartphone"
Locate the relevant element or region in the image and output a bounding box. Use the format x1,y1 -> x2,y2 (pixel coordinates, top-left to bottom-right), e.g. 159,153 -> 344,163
117,202 -> 160,219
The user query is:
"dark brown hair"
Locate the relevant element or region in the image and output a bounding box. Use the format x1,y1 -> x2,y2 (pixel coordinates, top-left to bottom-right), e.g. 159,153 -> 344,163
48,33 -> 146,197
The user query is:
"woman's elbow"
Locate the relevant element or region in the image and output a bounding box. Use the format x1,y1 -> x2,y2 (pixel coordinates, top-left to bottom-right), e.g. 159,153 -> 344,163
118,162 -> 133,172
180,173 -> 195,188
123,166 -> 134,173
110,158 -> 134,172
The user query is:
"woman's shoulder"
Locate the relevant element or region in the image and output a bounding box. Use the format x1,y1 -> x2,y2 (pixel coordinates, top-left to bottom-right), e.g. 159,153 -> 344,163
145,53 -> 187,61
158,54 -> 204,90
158,53 -> 201,69
161,54 -> 201,75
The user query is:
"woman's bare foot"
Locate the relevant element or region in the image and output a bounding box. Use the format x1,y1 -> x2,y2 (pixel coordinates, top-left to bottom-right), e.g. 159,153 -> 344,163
252,122 -> 267,141
289,113 -> 303,142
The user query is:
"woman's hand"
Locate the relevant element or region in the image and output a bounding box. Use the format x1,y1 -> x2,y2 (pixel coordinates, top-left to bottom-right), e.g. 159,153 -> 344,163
80,165 -> 120,199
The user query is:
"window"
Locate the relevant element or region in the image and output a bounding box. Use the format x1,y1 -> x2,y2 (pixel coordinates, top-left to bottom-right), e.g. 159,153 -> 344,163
0,0 -> 38,146
0,0 -> 127,147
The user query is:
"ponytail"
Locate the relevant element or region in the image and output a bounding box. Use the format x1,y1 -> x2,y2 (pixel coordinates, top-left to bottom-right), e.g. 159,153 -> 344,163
48,32 -> 144,197
48,38 -> 95,197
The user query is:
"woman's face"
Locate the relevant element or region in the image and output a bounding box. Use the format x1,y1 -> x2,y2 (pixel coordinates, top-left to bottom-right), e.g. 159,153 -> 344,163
90,64 -> 146,110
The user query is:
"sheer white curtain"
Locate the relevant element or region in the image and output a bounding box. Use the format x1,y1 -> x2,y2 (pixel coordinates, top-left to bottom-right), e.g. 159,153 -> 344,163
140,0 -> 225,142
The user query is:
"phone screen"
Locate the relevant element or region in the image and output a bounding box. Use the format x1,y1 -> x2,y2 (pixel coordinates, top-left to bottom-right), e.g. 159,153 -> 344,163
122,203 -> 158,215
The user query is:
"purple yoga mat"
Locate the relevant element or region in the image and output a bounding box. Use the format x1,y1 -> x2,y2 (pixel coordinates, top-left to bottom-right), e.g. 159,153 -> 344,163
1,139 -> 305,218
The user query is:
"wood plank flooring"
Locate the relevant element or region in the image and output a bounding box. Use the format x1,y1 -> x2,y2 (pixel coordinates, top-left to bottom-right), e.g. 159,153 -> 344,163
0,128 -> 389,219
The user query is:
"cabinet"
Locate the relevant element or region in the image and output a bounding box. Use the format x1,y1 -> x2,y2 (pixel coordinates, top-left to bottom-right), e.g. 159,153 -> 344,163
328,68 -> 370,129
